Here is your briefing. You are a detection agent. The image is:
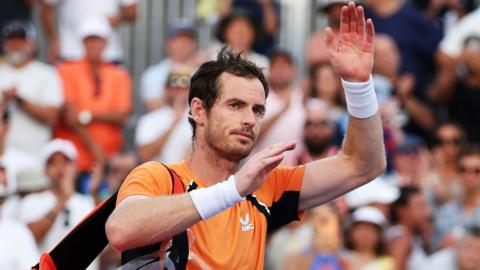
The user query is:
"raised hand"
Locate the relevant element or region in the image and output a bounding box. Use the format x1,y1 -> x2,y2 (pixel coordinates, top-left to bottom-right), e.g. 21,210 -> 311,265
235,141 -> 296,197
326,2 -> 374,82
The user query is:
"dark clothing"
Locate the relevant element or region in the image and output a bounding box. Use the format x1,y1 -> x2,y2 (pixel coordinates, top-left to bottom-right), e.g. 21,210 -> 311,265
365,2 -> 442,101
449,80 -> 480,142
0,0 -> 32,29
232,0 -> 281,55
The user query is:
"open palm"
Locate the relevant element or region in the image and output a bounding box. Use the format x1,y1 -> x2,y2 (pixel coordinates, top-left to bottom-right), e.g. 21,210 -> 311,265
326,2 -> 374,82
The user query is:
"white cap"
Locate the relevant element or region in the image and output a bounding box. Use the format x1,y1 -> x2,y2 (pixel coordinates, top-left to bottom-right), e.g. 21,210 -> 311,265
346,176 -> 399,208
77,16 -> 112,40
352,206 -> 387,227
42,139 -> 78,164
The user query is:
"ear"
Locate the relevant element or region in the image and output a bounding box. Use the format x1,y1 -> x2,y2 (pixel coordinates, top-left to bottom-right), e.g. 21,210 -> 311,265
190,97 -> 205,127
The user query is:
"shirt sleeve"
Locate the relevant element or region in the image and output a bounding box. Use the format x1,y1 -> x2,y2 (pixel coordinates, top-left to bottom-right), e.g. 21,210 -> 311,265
265,165 -> 305,231
116,161 -> 173,205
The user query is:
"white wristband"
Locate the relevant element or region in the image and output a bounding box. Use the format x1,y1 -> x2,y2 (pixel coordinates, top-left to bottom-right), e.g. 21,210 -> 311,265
189,175 -> 245,220
341,76 -> 378,119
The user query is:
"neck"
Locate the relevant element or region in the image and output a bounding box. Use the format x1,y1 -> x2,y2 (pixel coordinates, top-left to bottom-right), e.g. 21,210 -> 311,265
187,140 -> 240,186
464,190 -> 480,209
87,58 -> 102,70
309,148 -> 330,160
371,0 -> 404,17
11,59 -> 31,69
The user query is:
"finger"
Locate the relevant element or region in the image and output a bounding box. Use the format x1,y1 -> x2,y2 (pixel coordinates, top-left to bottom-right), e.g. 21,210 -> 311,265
348,1 -> 358,34
366,18 -> 375,45
325,27 -> 335,52
262,154 -> 284,172
357,5 -> 366,40
257,141 -> 296,160
340,5 -> 349,34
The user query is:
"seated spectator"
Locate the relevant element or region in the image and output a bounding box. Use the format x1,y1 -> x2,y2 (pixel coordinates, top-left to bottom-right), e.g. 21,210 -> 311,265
425,225 -> 480,270
386,186 -> 431,270
55,17 -> 132,192
344,207 -> 394,270
219,0 -> 280,55
136,68 -> 192,163
40,0 -> 138,63
0,166 -> 39,270
140,18 -> 205,112
447,35 -> 480,142
364,0 -> 442,104
428,7 -> 480,102
252,49 -> 304,165
423,122 -> 466,207
434,145 -> 480,250
306,0 -> 349,66
308,61 -> 346,123
213,9 -> 269,69
286,204 -> 346,270
0,21 -> 63,159
287,99 -> 337,165
18,139 -> 95,267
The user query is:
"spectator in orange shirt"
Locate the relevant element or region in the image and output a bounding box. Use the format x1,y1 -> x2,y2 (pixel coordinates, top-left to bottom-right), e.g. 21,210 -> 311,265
55,17 -> 132,193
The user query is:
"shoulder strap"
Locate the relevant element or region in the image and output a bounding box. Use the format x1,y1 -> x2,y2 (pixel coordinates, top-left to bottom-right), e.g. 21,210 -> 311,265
121,162 -> 189,269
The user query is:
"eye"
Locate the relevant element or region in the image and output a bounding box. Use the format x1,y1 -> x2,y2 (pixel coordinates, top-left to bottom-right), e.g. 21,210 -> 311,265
253,107 -> 265,118
229,102 -> 242,109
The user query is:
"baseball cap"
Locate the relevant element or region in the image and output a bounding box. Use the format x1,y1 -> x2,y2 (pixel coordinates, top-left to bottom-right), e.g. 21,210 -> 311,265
352,206 -> 387,227
168,18 -> 196,38
319,0 -> 355,12
1,20 -> 36,40
346,176 -> 400,208
42,139 -> 78,164
77,17 -> 112,40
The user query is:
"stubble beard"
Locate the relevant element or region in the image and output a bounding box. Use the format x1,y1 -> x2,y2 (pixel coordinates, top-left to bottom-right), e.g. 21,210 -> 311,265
204,125 -> 255,162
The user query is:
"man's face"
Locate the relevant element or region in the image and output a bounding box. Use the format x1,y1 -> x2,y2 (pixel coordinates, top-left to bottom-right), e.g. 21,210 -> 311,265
167,32 -> 197,62
83,36 -> 107,61
303,108 -> 334,156
374,36 -> 400,77
405,193 -> 431,229
435,124 -> 461,159
45,152 -> 71,183
202,73 -> 265,161
2,36 -> 34,65
458,155 -> 480,192
457,235 -> 480,270
268,56 -> 296,90
224,18 -> 255,52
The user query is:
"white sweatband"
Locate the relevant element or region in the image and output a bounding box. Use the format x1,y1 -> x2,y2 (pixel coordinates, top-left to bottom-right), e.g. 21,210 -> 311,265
341,76 -> 378,119
189,175 -> 245,220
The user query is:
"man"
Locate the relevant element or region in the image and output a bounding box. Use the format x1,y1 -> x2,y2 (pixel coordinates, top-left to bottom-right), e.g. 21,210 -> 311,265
106,3 -> 385,269
18,139 -> 96,268
386,186 -> 431,270
287,99 -> 337,165
140,18 -> 205,112
425,226 -> 480,270
307,0 -> 351,66
136,68 -> 192,163
434,145 -> 480,249
0,21 -> 63,159
41,0 -> 137,63
55,17 -> 132,191
253,49 -> 305,165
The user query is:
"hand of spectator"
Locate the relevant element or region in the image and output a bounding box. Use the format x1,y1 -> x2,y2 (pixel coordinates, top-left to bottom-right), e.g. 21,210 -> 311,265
88,161 -> 105,195
63,103 -> 80,128
172,92 -> 188,121
108,15 -> 122,28
92,143 -> 106,165
2,87 -> 17,104
59,162 -> 76,200
48,38 -> 61,63
396,73 -> 416,100
326,2 -> 374,82
235,141 -> 296,197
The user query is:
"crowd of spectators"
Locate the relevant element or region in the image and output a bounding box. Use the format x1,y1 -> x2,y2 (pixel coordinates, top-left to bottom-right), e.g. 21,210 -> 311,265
1,0 -> 480,269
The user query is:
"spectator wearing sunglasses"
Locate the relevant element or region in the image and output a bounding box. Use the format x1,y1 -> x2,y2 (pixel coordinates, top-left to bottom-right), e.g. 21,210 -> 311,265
434,145 -> 480,250
135,68 -> 192,163
423,122 -> 467,207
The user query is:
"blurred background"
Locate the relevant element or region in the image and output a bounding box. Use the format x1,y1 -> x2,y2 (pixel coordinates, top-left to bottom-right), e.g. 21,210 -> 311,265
1,0 -> 480,269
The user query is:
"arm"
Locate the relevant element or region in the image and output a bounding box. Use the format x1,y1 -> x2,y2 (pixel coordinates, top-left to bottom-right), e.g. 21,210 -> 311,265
106,141 -> 296,251
299,3 -> 386,211
27,199 -> 67,244
40,1 -> 60,62
259,0 -> 279,35
92,111 -> 129,125
17,97 -> 59,125
387,234 -> 412,270
109,3 -> 138,28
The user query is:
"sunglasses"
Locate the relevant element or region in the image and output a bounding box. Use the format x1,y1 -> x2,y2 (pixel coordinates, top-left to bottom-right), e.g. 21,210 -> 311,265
167,75 -> 190,89
305,119 -> 330,128
458,165 -> 480,175
436,137 -> 461,146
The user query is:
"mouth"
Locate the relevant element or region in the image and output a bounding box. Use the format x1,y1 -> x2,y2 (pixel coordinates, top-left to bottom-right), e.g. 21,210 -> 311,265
232,131 -> 254,141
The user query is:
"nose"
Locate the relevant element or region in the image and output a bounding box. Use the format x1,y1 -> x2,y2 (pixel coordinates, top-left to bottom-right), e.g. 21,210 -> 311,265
241,108 -> 256,127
